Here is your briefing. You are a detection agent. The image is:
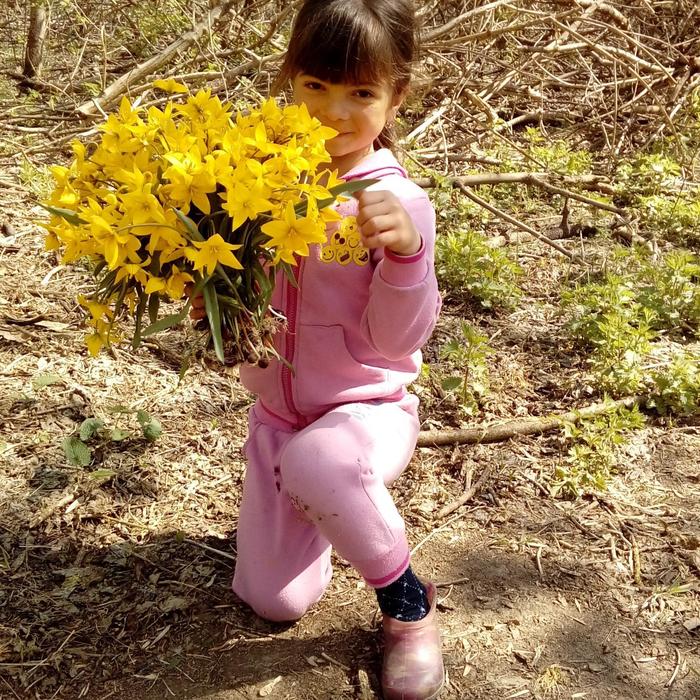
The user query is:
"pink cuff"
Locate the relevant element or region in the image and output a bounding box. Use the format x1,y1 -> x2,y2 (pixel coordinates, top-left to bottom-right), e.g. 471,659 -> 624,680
384,238 -> 425,264
379,239 -> 428,287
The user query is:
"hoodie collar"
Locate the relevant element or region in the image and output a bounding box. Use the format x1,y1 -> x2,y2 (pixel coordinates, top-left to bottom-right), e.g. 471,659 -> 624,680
341,149 -> 408,182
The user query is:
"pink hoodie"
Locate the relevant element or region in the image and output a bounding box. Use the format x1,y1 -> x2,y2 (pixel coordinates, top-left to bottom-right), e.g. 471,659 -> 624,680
239,148 -> 441,428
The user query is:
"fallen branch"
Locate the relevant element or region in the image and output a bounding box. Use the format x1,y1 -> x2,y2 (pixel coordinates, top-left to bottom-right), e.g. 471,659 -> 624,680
412,172 -> 617,197
454,180 -> 582,261
436,465 -> 493,519
417,396 -> 640,447
76,0 -> 239,117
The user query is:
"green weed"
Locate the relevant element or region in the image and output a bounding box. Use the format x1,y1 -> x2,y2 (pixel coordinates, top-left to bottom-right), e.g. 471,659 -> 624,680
616,150 -> 700,245
552,404 -> 646,498
523,127 -> 593,175
19,158 -> 54,200
439,321 -> 492,415
62,409 -> 162,467
562,245 -> 700,406
435,227 -> 522,309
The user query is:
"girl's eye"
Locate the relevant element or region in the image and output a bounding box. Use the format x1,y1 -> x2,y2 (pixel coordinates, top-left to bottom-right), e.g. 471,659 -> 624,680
355,89 -> 374,99
304,81 -> 324,91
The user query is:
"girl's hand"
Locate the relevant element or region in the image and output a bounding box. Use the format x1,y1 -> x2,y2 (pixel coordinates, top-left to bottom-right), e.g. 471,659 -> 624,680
355,190 -> 422,257
185,284 -> 207,323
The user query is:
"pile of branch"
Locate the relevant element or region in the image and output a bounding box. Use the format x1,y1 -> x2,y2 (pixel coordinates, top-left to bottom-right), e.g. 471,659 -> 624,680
3,0 -> 699,166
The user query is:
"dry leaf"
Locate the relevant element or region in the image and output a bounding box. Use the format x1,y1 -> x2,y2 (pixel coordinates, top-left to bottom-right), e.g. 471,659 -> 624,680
37,320 -> 71,331
258,675 -> 282,696
683,617 -> 700,632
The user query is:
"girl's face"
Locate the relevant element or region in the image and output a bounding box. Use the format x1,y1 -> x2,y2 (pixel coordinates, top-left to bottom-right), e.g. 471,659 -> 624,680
292,73 -> 403,175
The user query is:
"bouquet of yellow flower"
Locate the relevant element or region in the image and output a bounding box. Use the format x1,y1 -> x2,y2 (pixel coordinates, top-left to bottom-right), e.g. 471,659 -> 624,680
43,83 -> 372,365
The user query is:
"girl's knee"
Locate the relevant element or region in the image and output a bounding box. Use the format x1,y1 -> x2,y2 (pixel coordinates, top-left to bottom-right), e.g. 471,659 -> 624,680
281,434 -> 342,490
233,580 -> 321,622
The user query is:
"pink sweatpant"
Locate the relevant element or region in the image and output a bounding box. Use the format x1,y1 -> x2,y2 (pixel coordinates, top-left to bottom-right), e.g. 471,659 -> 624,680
232,396 -> 420,622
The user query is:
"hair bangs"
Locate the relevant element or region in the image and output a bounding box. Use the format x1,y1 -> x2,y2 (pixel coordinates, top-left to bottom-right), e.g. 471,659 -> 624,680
289,8 -> 394,86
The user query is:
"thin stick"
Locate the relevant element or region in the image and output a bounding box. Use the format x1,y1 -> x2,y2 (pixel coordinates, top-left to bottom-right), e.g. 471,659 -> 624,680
454,181 -> 580,261
436,466 -> 493,519
183,538 -> 236,562
435,576 -> 471,588
665,648 -> 682,688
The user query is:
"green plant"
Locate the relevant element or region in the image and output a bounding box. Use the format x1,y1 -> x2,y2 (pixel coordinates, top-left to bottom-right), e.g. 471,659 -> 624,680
562,272 -> 655,394
62,409 -> 162,467
523,127 -> 593,175
616,151 -> 700,244
552,404 -> 646,498
647,349 -> 700,416
115,0 -> 193,58
562,246 -> 700,398
19,158 -> 54,200
436,227 -> 522,308
439,321 -> 492,415
636,250 -> 700,334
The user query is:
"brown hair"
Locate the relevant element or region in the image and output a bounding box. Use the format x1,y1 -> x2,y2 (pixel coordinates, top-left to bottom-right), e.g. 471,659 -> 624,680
276,0 -> 417,150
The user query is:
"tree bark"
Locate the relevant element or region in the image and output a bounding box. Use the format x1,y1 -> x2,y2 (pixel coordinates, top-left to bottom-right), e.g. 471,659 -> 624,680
23,0 -> 48,81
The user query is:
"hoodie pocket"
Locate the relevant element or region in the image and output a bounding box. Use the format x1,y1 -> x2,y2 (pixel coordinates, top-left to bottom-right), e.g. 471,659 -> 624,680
294,323 -> 387,411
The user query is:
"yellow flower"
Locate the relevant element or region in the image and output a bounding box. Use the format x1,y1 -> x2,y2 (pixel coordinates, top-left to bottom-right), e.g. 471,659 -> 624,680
284,102 -> 337,143
166,266 -> 194,299
261,200 -> 327,264
185,233 -> 243,275
143,210 -> 187,256
162,148 -> 216,214
176,89 -> 231,134
115,259 -> 151,286
85,331 -> 106,357
78,294 -> 113,322
143,265 -> 192,299
119,184 -> 164,226
153,78 -> 189,94
84,316 -> 120,357
145,277 -> 166,294
221,181 -> 274,231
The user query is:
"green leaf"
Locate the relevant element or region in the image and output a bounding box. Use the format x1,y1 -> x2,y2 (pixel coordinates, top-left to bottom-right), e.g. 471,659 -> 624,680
109,428 -> 130,441
142,274 -> 206,337
106,404 -> 132,414
203,281 -> 225,362
88,469 -> 116,481
142,308 -> 189,336
132,292 -> 148,349
173,208 -> 205,242
141,418 -> 162,442
148,293 -> 160,325
305,178 -> 379,213
79,418 -> 104,441
40,203 -> 85,226
441,376 -> 463,391
32,373 -> 64,389
62,436 -> 92,467
136,410 -> 162,441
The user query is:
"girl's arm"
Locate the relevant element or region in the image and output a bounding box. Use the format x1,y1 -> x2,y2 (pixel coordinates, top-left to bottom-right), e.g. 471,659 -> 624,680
358,193 -> 441,361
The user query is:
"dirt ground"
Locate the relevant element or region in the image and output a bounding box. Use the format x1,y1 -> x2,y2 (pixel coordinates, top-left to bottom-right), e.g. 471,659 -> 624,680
1,146 -> 699,700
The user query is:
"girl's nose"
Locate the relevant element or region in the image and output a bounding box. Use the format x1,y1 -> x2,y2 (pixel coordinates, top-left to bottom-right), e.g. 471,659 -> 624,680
321,98 -> 349,122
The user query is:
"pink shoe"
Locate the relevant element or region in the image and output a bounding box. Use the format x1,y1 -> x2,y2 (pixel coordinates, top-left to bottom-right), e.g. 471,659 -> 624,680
381,581 -> 444,700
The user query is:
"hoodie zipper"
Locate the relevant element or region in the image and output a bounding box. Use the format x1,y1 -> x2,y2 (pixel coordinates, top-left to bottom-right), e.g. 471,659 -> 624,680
281,256 -> 303,426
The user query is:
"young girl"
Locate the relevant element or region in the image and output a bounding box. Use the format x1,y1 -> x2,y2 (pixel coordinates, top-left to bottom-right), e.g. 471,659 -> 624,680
228,1 -> 443,697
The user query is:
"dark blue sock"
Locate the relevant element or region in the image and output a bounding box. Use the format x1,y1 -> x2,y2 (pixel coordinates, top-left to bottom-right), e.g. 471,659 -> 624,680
375,566 -> 429,621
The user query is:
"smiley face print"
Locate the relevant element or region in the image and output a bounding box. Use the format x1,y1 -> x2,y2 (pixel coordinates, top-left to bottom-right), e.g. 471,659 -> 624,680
319,216 -> 370,267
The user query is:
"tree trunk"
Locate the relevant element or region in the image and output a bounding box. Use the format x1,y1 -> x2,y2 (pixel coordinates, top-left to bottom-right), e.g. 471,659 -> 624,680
23,0 -> 49,80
